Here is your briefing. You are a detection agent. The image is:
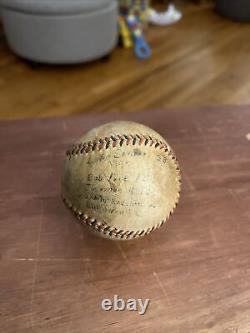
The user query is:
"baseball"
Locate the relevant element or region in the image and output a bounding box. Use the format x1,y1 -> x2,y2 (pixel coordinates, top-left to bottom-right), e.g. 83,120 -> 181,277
61,121 -> 181,240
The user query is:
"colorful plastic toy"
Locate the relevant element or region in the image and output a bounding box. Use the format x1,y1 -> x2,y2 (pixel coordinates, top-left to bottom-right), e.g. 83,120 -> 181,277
118,0 -> 151,60
126,14 -> 151,59
119,16 -> 133,48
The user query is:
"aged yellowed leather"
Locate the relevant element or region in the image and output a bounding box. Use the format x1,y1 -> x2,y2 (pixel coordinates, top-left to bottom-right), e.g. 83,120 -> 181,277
62,121 -> 181,240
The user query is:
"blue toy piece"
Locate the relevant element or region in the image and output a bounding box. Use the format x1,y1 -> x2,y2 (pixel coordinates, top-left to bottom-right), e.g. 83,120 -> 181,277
126,14 -> 151,60
133,29 -> 151,59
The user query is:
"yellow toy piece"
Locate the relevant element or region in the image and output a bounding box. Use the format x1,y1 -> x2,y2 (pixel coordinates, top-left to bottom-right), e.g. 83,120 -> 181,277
119,16 -> 133,48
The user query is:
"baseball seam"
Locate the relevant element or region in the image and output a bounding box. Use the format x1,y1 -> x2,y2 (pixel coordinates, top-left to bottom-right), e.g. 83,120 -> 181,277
63,133 -> 181,240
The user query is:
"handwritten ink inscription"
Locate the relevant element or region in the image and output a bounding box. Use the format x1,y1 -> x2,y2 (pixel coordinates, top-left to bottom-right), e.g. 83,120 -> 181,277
81,147 -> 169,217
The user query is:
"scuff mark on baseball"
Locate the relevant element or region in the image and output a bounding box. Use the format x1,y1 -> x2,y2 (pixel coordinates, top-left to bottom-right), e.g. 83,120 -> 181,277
61,121 -> 181,240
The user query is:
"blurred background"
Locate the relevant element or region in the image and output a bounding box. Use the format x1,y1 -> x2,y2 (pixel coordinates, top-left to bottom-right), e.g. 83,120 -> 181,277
0,0 -> 250,119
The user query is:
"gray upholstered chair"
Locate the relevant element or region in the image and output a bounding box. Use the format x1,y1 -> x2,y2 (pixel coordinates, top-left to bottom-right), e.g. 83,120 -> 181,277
1,0 -> 118,64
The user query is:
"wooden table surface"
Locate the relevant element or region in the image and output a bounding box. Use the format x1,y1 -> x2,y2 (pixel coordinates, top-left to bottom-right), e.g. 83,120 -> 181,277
0,106 -> 250,333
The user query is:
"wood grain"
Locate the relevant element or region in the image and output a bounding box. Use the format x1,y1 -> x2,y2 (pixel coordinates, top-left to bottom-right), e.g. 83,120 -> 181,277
0,106 -> 250,333
1,2 -> 250,119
